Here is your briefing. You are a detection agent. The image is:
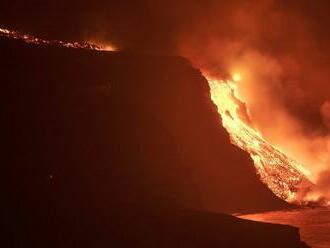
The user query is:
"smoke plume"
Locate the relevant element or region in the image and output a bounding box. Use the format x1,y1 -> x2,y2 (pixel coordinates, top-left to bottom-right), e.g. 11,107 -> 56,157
173,0 -> 330,201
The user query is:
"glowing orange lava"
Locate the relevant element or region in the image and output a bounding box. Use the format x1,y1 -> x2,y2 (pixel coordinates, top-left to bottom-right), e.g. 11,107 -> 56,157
0,27 -> 115,51
207,77 -> 314,204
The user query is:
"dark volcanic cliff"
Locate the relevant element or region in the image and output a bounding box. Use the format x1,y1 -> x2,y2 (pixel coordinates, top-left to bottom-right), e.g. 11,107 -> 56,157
2,37 -> 307,247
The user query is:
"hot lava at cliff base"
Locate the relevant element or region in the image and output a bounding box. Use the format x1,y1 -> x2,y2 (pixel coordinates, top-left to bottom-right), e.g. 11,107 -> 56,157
207,77 -> 329,205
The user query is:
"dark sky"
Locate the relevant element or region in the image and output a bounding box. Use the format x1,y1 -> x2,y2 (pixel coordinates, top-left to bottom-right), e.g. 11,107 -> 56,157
0,0 -> 180,52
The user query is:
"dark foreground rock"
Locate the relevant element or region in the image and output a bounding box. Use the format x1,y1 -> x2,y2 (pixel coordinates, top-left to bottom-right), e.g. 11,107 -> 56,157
2,37 -> 307,247
4,208 -> 309,248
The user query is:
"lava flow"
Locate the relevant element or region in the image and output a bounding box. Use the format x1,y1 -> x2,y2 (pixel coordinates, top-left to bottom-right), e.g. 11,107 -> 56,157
208,77 -> 315,204
0,27 -> 114,51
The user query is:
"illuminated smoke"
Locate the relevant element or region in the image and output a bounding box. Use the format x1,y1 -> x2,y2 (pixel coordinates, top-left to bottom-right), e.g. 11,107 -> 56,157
174,1 -> 330,204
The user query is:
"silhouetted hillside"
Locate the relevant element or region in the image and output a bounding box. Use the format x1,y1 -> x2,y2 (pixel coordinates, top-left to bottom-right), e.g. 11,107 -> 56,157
2,37 -> 307,248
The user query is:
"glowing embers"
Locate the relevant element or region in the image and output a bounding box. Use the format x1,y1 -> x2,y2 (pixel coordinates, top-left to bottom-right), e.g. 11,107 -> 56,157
0,27 -> 115,51
208,78 -> 313,204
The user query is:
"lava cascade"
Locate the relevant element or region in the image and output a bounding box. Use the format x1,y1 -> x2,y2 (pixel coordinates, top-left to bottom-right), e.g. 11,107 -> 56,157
0,27 -> 110,51
208,78 -> 314,204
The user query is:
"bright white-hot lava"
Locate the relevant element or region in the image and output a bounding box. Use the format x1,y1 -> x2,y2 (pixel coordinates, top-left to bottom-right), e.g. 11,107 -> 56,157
207,76 -> 325,205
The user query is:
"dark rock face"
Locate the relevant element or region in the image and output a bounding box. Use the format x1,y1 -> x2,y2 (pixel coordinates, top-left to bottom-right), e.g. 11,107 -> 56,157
2,38 -> 307,247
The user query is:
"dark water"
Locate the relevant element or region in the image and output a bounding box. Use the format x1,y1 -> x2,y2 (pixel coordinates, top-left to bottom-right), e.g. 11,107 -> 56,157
239,208 -> 330,248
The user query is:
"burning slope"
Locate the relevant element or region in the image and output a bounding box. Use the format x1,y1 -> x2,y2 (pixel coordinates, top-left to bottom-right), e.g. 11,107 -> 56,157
207,77 -> 315,204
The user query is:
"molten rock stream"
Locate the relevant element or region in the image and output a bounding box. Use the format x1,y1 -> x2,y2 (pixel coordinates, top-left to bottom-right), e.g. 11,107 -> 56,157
0,27 -> 112,51
208,78 -> 314,204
